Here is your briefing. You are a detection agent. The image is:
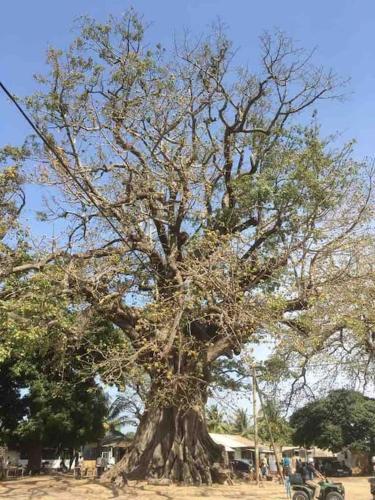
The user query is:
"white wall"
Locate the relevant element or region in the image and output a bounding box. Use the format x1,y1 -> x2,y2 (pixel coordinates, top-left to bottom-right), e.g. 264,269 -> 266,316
336,449 -> 368,473
6,450 -> 20,464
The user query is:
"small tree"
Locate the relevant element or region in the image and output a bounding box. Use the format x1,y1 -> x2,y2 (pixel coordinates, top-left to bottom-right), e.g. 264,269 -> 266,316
106,390 -> 142,432
14,375 -> 107,471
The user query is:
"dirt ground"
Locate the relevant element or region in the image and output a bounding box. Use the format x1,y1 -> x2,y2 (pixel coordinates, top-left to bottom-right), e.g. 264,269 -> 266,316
0,475 -> 371,500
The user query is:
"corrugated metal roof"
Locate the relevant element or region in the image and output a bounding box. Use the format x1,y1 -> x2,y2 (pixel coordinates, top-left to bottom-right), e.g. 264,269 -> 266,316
210,433 -> 255,449
309,447 -> 336,458
100,430 -> 125,445
281,446 -> 336,458
101,439 -> 132,449
209,433 -> 271,452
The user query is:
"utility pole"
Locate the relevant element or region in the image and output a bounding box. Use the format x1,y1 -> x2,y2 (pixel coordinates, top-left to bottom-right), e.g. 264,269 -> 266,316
252,365 -> 259,485
254,375 -> 284,482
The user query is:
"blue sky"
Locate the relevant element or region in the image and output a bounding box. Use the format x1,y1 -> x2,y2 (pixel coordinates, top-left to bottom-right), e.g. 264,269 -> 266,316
1,0 -> 374,229
1,0 -> 375,160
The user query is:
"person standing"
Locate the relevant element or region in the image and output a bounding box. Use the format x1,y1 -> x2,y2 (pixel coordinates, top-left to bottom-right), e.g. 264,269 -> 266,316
282,453 -> 291,476
291,452 -> 300,473
260,458 -> 268,479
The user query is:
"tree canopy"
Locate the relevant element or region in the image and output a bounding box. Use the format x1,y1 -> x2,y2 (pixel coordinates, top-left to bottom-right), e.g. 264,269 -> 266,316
0,145 -> 27,282
290,389 -> 375,454
2,9 -> 374,484
18,9 -> 372,406
0,262 -> 121,468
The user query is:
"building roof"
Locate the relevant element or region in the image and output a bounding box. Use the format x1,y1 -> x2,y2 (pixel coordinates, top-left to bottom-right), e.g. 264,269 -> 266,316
209,433 -> 272,452
100,430 -> 125,446
308,447 -> 335,458
282,445 -> 336,458
209,433 -> 254,449
103,439 -> 131,448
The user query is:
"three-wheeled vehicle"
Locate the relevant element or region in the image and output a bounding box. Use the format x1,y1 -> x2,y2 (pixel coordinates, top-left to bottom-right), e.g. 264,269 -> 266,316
290,473 -> 345,500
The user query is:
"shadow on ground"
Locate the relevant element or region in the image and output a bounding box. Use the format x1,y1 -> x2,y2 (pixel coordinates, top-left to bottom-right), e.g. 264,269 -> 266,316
0,474 -> 370,499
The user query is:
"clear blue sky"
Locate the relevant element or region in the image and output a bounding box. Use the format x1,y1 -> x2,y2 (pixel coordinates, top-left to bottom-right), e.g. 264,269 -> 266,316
1,0 -> 375,160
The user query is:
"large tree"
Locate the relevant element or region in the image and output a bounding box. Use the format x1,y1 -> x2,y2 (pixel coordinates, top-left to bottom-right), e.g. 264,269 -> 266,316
0,361 -> 26,443
290,390 -> 375,456
0,261 -> 121,470
8,12 -> 373,484
0,149 -> 120,471
12,372 -> 107,471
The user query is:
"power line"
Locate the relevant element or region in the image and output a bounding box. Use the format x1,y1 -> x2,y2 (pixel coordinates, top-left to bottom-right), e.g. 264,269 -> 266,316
300,360 -> 374,368
0,80 -> 159,277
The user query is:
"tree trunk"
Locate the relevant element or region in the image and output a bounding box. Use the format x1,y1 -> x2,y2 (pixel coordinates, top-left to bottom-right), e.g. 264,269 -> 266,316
27,442 -> 42,473
101,403 -> 229,486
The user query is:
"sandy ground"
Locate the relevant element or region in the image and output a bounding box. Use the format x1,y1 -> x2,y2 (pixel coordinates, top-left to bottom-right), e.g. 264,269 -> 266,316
0,475 -> 371,500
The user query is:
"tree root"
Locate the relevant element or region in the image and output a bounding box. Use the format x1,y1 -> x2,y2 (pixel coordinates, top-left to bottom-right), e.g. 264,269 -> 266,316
101,405 -> 230,486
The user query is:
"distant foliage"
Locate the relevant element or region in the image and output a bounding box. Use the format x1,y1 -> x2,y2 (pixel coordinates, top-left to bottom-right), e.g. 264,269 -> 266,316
290,389 -> 375,453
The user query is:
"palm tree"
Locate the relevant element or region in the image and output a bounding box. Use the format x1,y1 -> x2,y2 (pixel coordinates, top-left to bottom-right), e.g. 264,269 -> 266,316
257,400 -> 293,446
205,405 -> 230,433
231,408 -> 253,437
104,393 -> 142,433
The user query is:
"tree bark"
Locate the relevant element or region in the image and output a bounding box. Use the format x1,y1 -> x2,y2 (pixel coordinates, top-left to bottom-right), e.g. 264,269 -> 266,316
101,403 -> 229,486
27,442 -> 42,473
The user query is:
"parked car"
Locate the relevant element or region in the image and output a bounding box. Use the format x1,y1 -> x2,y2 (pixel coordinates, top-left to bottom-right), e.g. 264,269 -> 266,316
230,459 -> 252,474
322,461 -> 352,477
